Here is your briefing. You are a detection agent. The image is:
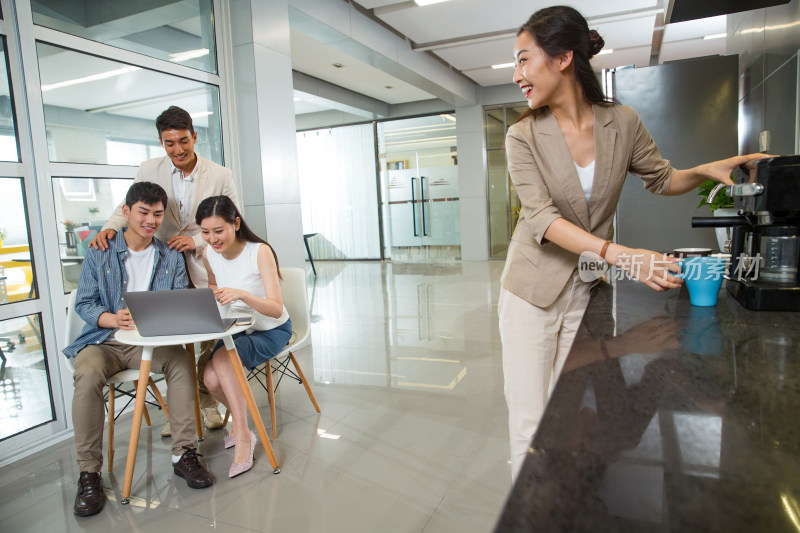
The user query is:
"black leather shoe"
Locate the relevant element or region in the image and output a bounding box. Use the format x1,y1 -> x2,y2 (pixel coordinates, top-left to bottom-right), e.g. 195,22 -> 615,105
173,446 -> 213,489
74,471 -> 105,517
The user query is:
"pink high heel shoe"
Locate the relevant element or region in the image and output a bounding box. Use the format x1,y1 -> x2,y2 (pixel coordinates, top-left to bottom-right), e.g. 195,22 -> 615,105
224,430 -> 235,450
228,431 -> 256,478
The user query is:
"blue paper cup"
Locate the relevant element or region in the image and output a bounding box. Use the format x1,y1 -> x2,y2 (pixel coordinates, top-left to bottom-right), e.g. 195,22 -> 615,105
677,256 -> 726,307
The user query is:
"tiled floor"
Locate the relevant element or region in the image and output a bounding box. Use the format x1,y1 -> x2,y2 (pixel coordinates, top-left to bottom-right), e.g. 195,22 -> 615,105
0,260 -> 511,532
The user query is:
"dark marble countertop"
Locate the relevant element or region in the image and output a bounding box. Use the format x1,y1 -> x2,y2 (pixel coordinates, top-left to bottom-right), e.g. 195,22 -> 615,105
495,279 -> 800,532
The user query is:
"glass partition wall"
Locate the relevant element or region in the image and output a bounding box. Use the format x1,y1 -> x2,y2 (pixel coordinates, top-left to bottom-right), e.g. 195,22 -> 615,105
378,114 -> 460,262
486,105 -> 527,259
0,0 -> 229,463
297,113 -> 460,263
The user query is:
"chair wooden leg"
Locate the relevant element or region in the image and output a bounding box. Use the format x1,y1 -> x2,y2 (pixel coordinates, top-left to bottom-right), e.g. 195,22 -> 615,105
222,410 -> 230,428
265,361 -> 277,439
147,377 -> 170,419
289,352 -> 321,413
108,383 -> 115,473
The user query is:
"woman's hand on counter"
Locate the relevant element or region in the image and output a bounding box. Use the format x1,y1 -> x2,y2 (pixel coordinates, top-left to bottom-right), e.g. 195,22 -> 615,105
606,244 -> 683,291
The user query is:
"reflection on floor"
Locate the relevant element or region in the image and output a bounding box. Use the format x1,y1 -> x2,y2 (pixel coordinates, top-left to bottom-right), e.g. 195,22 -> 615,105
0,261 -> 510,533
0,315 -> 53,441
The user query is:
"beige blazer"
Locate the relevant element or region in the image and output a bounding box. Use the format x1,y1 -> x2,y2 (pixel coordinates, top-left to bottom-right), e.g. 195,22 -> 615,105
501,104 -> 675,308
103,155 -> 239,287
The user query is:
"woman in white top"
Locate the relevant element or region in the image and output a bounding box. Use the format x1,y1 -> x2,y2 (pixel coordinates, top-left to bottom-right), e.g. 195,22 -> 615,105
196,195 -> 292,478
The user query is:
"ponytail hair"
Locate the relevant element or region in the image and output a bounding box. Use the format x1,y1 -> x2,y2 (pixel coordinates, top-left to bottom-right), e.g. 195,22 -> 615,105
196,195 -> 282,279
515,5 -> 617,122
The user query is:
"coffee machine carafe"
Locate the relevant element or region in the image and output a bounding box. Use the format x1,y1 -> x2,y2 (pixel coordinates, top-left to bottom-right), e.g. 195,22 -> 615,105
725,155 -> 800,310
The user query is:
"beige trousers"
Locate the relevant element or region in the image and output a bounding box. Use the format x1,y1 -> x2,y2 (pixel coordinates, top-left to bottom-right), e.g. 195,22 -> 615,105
72,339 -> 196,472
498,270 -> 592,480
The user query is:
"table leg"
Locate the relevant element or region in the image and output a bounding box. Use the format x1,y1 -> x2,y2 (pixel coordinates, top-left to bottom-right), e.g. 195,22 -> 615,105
223,337 -> 280,474
121,348 -> 153,504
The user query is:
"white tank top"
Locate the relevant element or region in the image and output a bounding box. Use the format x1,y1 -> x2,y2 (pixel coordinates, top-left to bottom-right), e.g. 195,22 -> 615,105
574,160 -> 595,203
206,241 -> 289,331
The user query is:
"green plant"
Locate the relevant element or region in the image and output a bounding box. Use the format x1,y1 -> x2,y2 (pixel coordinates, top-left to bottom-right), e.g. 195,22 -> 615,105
697,178 -> 734,212
63,219 -> 76,232
88,207 -> 100,215
0,226 -> 6,240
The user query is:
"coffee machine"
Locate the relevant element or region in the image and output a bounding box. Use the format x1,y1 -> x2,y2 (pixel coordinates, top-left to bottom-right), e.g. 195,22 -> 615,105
692,155 -> 800,311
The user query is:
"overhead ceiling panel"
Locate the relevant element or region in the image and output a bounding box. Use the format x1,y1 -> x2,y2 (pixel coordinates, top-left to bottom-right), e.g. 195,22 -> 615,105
372,0 -> 660,44
590,15 -> 657,50
289,31 -> 434,104
463,67 -> 517,88
663,15 -> 726,41
434,38 -> 516,71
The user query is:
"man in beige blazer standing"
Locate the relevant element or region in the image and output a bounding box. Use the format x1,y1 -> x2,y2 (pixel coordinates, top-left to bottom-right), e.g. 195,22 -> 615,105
90,106 -> 239,434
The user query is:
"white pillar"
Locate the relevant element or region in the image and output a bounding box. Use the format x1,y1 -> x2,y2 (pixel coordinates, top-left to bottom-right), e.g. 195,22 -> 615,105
456,104 -> 489,260
229,0 -> 305,268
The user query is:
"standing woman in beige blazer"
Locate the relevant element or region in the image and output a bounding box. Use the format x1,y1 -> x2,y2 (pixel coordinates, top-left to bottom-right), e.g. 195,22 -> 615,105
500,5 -> 766,479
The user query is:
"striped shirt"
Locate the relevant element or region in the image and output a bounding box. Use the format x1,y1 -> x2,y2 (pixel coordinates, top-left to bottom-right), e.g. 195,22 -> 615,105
63,229 -> 188,358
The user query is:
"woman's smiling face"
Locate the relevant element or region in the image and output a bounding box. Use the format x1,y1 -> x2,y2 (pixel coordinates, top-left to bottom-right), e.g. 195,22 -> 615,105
513,31 -> 562,110
200,215 -> 239,254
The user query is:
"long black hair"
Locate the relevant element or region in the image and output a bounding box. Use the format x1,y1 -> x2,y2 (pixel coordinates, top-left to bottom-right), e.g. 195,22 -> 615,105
196,195 -> 281,279
516,5 -> 617,122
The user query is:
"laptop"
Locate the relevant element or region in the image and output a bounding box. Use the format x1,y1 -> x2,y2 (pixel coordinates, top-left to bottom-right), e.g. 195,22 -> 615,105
123,288 -> 236,337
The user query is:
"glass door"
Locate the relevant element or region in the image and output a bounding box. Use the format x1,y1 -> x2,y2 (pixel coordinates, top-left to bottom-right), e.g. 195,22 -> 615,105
378,114 -> 460,262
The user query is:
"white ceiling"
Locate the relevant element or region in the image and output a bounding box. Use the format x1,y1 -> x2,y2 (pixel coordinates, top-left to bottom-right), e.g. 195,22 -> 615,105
290,0 -> 729,112
290,31 -> 433,105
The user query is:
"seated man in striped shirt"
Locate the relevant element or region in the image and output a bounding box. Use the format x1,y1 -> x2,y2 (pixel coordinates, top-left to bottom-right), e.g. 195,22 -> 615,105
64,181 -> 213,518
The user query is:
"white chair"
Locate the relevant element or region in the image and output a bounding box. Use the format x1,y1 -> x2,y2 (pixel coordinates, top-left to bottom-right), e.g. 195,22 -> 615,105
222,267 -> 320,438
64,291 -> 172,472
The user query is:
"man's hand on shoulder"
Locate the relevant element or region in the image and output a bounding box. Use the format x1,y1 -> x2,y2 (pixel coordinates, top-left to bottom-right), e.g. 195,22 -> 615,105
168,235 -> 195,252
89,229 -> 116,251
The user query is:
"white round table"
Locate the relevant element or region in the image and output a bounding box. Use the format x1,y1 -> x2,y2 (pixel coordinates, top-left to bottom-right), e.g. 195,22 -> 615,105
114,319 -> 280,503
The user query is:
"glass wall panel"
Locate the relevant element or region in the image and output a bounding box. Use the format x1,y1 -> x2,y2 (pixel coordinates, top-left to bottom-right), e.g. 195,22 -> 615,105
378,114 -> 460,262
0,38 -> 19,162
51,177 -> 132,293
0,313 -> 53,441
0,178 -> 35,303
486,106 -> 527,259
32,0 -> 218,74
486,109 -> 505,149
37,42 -> 222,166
297,125 -> 381,259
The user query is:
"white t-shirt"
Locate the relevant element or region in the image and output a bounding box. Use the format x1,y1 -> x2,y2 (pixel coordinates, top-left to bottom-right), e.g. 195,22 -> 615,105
205,241 -> 289,331
124,244 -> 156,293
574,160 -> 596,203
